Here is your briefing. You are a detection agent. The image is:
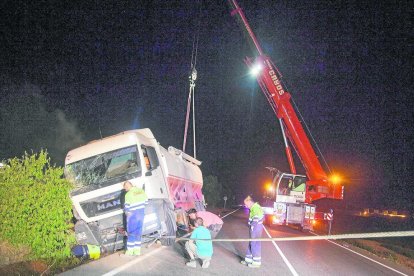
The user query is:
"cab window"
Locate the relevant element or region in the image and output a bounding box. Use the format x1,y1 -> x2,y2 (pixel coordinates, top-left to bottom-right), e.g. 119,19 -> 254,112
141,145 -> 159,170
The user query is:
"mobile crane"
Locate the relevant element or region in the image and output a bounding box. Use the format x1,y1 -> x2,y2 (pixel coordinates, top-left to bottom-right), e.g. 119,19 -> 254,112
227,0 -> 344,231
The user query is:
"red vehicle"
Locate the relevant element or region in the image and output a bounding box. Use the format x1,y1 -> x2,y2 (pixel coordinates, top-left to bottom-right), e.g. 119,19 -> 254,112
227,0 -> 344,231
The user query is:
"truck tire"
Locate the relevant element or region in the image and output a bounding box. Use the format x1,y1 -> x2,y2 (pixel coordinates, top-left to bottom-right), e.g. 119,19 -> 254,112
299,225 -> 310,233
161,201 -> 176,246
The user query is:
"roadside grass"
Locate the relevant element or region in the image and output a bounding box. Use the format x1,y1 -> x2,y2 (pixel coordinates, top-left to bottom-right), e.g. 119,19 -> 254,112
312,221 -> 414,271
342,239 -> 414,270
379,241 -> 414,259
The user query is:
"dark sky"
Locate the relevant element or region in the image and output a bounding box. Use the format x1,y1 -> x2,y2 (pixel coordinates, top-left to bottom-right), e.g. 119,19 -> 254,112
1,0 -> 412,209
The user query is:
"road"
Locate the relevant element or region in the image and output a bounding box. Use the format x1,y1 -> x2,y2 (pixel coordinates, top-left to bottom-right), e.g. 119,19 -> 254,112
61,209 -> 413,276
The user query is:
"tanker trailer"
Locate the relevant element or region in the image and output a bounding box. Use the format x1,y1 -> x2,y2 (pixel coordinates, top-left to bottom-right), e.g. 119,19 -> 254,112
64,128 -> 204,252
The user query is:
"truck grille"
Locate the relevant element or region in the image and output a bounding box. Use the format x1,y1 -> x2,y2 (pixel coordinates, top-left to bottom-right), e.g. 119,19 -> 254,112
80,191 -> 123,218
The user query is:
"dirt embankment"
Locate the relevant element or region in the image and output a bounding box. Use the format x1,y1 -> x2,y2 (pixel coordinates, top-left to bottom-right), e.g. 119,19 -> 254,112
0,240 -> 50,275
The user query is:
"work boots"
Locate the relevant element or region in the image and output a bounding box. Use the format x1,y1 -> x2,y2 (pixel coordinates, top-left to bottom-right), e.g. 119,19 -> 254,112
201,259 -> 210,268
186,260 -> 197,268
133,248 -> 141,256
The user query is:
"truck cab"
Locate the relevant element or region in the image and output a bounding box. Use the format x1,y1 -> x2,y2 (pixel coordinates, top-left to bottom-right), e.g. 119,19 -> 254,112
65,129 -> 204,252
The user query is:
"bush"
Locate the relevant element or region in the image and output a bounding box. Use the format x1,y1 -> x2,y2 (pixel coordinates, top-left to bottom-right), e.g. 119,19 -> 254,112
0,151 -> 75,260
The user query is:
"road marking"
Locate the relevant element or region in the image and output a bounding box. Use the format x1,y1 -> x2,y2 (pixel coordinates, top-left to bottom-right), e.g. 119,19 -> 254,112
263,226 -> 299,276
221,207 -> 241,219
310,231 -> 408,276
102,246 -> 165,276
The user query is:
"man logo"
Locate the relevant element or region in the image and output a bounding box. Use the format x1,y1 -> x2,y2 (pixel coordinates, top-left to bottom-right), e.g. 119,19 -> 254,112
97,199 -> 121,211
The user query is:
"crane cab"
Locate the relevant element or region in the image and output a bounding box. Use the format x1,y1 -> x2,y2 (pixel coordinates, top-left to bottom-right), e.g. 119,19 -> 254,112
263,170 -> 315,232
274,172 -> 307,204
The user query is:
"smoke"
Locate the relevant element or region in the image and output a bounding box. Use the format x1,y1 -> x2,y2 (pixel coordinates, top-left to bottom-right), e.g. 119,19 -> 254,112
53,110 -> 85,160
0,82 -> 84,165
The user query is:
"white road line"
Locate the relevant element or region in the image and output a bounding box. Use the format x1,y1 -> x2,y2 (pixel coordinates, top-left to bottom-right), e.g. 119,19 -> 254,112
221,207 -> 241,219
310,231 -> 408,276
102,246 -> 165,276
263,226 -> 299,276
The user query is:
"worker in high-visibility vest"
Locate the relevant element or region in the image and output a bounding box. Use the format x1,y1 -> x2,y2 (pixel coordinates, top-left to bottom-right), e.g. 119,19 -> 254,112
71,244 -> 103,260
241,195 -> 264,268
123,181 -> 148,256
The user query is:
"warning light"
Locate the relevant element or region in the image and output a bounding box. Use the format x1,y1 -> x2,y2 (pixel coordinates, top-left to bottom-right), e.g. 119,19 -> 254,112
329,174 -> 341,185
265,182 -> 273,192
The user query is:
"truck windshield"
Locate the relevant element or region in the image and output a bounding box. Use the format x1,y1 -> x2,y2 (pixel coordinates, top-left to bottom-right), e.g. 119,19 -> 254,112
65,145 -> 141,192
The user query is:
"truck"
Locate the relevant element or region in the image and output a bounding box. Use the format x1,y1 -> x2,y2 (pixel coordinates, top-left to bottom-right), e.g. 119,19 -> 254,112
227,0 -> 344,231
64,128 -> 204,252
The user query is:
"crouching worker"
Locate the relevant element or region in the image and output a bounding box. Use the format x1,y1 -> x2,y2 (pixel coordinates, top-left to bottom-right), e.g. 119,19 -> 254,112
123,181 -> 148,256
187,209 -> 223,238
185,217 -> 213,268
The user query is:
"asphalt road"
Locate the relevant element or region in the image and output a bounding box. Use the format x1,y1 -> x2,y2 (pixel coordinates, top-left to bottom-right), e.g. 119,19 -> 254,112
61,209 -> 413,276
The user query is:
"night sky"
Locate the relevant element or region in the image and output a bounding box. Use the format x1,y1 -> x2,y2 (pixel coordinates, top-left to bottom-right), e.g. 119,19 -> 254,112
1,0 -> 412,210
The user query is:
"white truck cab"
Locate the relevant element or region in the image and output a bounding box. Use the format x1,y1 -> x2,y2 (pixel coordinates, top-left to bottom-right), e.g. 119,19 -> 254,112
65,129 -> 204,251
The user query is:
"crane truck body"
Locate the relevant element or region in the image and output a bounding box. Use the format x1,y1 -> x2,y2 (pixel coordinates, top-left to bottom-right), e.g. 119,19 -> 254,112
227,0 -> 344,231
64,129 -> 204,252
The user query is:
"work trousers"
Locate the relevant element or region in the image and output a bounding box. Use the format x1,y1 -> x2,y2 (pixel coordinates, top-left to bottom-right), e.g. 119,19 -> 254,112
185,240 -> 211,261
126,208 -> 145,251
245,223 -> 263,265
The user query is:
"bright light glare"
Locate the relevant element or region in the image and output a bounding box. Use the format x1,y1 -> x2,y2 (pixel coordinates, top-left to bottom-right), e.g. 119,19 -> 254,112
265,182 -> 273,192
272,216 -> 280,224
330,174 -> 341,185
250,63 -> 262,76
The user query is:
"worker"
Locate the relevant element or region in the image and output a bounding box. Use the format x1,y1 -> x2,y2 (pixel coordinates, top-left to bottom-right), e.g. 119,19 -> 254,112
185,217 -> 213,268
241,195 -> 264,268
187,208 -> 223,238
287,179 -> 294,193
71,244 -> 104,260
123,181 -> 148,256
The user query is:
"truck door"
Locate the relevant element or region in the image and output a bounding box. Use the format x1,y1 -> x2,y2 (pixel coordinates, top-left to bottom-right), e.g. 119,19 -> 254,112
141,145 -> 168,199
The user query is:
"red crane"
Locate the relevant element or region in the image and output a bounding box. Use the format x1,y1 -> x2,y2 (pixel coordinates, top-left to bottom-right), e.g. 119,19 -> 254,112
227,0 -> 343,228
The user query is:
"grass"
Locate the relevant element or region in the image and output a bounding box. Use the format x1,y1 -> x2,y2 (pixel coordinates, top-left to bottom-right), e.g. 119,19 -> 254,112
380,243 -> 414,259
312,220 -> 414,271
342,239 -> 414,271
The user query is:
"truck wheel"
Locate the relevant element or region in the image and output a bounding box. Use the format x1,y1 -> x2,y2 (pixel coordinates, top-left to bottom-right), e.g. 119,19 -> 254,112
161,201 -> 176,246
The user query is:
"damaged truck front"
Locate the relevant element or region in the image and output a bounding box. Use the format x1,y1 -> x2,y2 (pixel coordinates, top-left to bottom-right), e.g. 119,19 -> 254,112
64,128 -> 204,253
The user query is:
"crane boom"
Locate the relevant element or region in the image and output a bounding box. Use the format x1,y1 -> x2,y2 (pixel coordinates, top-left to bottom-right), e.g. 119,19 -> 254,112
227,0 -> 343,203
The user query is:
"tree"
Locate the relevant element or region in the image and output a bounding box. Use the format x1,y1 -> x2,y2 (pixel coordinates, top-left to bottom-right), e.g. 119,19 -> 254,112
202,175 -> 222,207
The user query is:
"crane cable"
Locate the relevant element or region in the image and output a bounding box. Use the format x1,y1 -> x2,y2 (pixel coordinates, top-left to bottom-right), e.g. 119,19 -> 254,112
290,96 -> 332,174
182,1 -> 202,157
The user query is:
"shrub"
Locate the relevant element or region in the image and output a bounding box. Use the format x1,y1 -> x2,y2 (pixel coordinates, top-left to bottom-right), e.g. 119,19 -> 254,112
0,151 -> 75,260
